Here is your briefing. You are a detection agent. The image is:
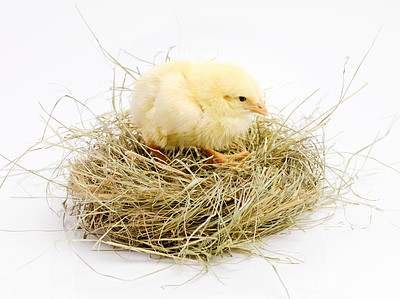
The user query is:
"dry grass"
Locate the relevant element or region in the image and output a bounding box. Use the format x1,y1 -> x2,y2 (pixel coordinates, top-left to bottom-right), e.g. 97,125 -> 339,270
64,108 -> 332,262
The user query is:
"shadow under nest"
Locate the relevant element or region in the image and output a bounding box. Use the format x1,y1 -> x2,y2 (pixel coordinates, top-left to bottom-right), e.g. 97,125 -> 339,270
66,110 -> 327,262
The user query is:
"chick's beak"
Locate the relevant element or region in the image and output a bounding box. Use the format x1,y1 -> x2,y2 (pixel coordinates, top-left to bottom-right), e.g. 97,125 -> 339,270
249,100 -> 269,116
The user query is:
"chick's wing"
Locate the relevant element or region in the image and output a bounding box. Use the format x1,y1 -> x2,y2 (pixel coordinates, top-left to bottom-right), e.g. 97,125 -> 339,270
149,72 -> 203,136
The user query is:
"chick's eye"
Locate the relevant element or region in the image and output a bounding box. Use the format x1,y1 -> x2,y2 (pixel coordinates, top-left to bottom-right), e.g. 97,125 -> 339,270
239,96 -> 247,102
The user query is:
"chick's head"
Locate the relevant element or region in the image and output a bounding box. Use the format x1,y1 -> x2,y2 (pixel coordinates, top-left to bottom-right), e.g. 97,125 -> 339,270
193,62 -> 268,118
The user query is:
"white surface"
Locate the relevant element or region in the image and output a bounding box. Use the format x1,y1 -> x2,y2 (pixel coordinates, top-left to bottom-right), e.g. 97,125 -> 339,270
1,1 -> 400,298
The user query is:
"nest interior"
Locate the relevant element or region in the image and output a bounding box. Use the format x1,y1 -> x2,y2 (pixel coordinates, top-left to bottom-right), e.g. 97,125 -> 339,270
66,111 -> 327,261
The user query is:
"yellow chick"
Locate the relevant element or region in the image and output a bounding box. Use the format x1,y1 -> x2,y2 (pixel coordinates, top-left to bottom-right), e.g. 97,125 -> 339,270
129,61 -> 268,164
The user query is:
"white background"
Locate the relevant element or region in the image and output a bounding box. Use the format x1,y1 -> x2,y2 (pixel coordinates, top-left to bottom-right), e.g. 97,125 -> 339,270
1,1 -> 400,298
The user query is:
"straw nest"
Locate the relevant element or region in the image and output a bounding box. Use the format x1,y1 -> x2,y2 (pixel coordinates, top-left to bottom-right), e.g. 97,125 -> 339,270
66,110 -> 328,261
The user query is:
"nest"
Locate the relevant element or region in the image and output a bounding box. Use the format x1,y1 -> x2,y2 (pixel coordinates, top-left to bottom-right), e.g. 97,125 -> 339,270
65,110 -> 329,262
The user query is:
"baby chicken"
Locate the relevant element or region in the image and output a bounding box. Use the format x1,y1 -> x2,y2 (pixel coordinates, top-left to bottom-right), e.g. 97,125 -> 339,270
129,61 -> 268,164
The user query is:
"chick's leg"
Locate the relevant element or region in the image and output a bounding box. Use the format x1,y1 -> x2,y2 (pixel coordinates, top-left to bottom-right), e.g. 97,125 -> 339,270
147,143 -> 169,163
125,143 -> 168,164
202,148 -> 249,164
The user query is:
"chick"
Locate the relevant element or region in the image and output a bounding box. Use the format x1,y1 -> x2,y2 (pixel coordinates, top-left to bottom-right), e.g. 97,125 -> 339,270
129,61 -> 268,164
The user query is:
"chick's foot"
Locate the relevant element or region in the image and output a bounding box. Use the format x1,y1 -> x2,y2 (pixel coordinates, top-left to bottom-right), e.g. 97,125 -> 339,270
202,148 -> 249,166
147,143 -> 170,164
